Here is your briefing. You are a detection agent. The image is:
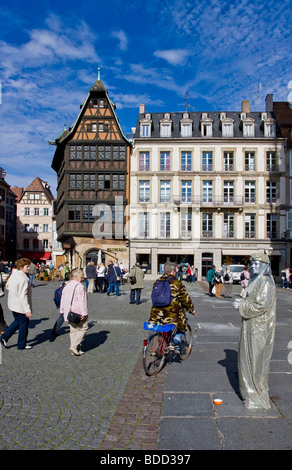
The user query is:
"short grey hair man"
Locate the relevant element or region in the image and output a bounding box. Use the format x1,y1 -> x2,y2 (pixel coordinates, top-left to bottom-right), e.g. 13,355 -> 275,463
164,261 -> 177,274
70,268 -> 83,280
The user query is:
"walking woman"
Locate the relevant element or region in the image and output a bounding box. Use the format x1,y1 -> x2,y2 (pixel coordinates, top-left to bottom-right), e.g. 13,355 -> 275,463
0,258 -> 33,350
60,268 -> 88,356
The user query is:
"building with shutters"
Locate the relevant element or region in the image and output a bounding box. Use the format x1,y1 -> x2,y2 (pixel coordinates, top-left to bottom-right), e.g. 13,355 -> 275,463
129,97 -> 287,280
15,177 -> 55,263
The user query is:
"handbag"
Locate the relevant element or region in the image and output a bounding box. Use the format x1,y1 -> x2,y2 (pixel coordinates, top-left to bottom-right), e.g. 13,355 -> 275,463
129,268 -> 137,285
113,266 -> 120,282
68,311 -> 81,324
67,286 -> 81,324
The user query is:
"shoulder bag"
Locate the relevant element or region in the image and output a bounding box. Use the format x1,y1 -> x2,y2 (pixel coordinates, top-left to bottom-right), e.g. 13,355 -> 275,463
129,268 -> 137,285
67,286 -> 81,324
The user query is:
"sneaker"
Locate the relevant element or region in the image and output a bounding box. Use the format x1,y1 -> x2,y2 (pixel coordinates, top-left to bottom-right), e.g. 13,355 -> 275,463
24,345 -> 32,349
69,346 -> 80,356
0,337 -> 8,348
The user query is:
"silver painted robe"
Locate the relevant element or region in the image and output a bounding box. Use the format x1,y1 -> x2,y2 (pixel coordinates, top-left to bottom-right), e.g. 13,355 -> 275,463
238,273 -> 276,409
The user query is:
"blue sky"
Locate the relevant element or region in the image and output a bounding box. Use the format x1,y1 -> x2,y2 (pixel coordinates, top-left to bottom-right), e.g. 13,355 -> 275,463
0,0 -> 291,195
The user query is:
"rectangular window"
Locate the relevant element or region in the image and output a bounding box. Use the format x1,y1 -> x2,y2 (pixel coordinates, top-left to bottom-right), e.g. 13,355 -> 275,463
113,146 -> 126,160
43,208 -> 49,216
245,181 -> 256,203
139,152 -> 150,171
202,213 -> 213,238
160,124 -> 171,137
83,174 -> 95,189
202,181 -> 213,203
43,239 -> 49,249
69,174 -> 82,189
24,208 -> 30,215
266,151 -> 277,171
141,124 -> 150,137
223,152 -> 234,171
202,151 -> 213,171
160,212 -> 170,237
181,124 -> 191,137
70,145 -> 82,160
139,212 -> 149,237
23,239 -> 29,248
160,180 -> 170,203
222,124 -> 233,137
160,151 -> 171,171
267,214 -> 277,238
245,214 -> 256,238
181,209 -> 192,238
224,214 -> 234,238
139,181 -> 150,203
245,152 -> 255,171
83,205 -> 89,220
43,224 -> 49,232
98,174 -> 111,190
112,174 -> 125,190
181,151 -> 191,171
243,123 -> 254,137
223,181 -> 234,203
33,224 -> 39,232
33,239 -> 38,248
266,182 -> 277,204
181,181 -> 192,203
68,204 -> 80,221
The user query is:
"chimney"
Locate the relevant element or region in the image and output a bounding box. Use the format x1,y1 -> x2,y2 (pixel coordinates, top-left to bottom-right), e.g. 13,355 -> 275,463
139,104 -> 145,114
241,100 -> 251,114
265,94 -> 273,112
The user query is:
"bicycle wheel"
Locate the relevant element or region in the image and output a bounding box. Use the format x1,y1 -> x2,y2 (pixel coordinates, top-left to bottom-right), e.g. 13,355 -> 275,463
143,333 -> 167,376
178,324 -> 193,360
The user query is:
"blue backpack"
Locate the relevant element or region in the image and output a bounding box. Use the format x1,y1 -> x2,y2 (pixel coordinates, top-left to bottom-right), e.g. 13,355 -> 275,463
151,277 -> 175,308
53,283 -> 66,308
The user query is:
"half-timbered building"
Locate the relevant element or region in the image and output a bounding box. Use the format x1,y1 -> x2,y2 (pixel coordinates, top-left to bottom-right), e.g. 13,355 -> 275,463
51,71 -> 131,268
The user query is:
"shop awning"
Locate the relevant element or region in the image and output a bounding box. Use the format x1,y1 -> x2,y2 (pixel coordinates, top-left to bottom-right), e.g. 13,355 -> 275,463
21,251 -> 51,260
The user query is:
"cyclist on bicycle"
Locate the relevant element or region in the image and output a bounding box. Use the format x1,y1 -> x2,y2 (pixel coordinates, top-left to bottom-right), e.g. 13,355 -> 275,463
148,261 -> 195,352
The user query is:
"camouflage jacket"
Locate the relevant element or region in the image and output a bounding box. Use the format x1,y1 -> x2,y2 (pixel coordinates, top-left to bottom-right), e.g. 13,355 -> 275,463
148,274 -> 194,331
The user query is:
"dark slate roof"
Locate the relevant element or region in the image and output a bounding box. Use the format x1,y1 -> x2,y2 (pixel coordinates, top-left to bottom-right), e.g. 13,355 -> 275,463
134,111 -> 280,139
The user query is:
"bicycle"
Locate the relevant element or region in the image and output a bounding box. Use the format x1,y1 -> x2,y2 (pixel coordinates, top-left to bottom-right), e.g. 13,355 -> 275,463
142,320 -> 193,376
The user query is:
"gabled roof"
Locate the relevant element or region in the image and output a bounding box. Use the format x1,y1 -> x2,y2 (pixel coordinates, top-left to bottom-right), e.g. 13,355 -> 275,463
11,186 -> 24,202
20,177 -> 55,203
53,73 -> 130,147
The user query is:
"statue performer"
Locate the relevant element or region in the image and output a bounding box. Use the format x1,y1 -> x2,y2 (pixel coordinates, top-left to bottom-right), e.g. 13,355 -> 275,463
233,253 -> 276,409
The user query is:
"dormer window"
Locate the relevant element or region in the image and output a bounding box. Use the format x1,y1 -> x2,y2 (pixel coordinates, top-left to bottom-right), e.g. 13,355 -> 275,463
263,117 -> 276,137
242,117 -> 255,137
221,116 -> 234,137
201,114 -> 213,137
139,114 -> 152,137
180,112 -> 193,137
161,123 -> 171,137
160,114 -> 172,137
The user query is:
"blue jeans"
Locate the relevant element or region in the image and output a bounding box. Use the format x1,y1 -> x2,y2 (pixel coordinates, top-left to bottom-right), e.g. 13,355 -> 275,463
52,314 -> 64,336
130,288 -> 141,304
1,312 -> 29,349
107,281 -> 120,295
29,274 -> 36,286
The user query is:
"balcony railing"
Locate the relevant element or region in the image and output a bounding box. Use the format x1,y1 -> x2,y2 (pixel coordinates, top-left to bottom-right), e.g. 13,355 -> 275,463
245,231 -> 256,238
173,195 -> 244,206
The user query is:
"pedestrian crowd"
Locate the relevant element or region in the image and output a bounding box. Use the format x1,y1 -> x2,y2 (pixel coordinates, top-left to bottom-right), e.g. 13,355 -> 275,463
206,264 -> 250,299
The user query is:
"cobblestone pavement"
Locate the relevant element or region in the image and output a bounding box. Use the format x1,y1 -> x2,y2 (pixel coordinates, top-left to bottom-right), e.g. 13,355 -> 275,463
1,278 -> 291,450
0,279 -> 156,450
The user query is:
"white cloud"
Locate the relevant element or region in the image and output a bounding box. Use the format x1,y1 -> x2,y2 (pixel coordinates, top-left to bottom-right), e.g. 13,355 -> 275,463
154,49 -> 191,66
112,30 -> 128,51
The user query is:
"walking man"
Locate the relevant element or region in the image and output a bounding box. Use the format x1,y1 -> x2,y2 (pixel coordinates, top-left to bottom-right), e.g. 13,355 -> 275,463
129,262 -> 145,304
